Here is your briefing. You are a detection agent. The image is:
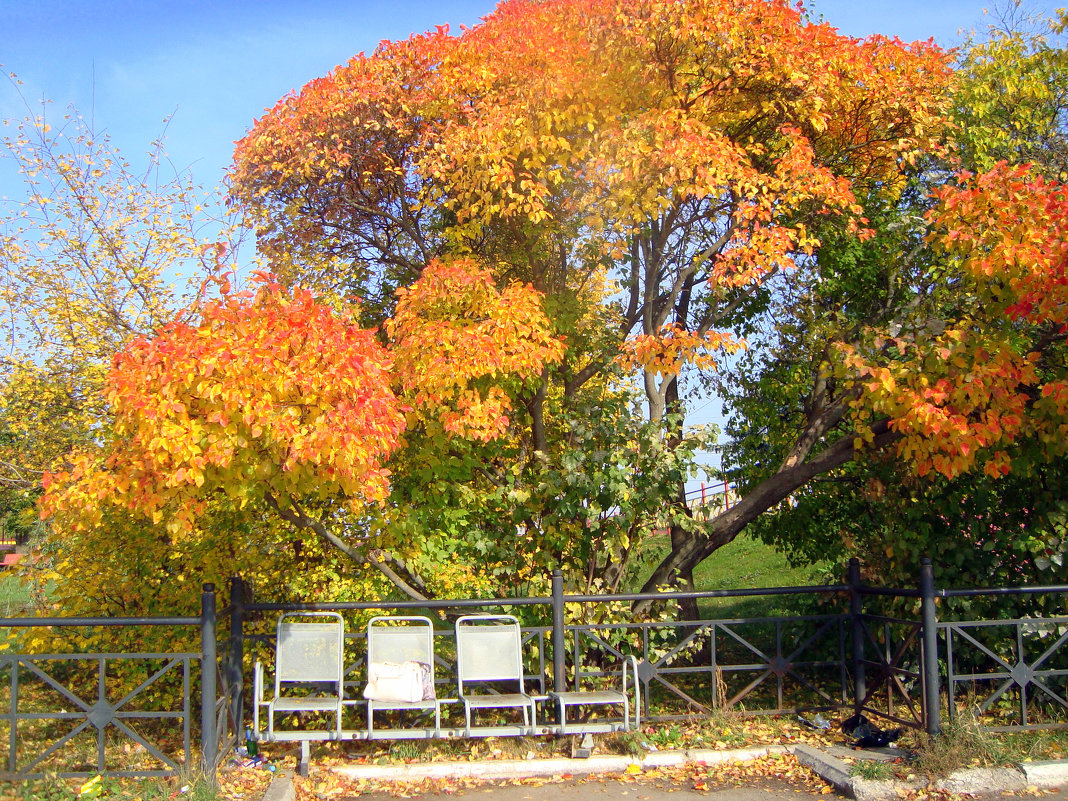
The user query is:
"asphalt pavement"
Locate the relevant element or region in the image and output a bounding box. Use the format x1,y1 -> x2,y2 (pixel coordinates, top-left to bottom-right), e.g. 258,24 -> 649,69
349,777 -> 837,800
259,745 -> 1068,801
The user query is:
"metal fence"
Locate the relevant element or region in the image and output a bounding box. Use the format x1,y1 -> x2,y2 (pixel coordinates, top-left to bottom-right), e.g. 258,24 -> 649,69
0,560 -> 1066,785
0,584 -> 228,783
227,559 -> 1068,740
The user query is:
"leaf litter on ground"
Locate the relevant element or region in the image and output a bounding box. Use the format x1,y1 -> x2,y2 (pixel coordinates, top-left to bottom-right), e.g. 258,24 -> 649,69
286,751 -> 836,799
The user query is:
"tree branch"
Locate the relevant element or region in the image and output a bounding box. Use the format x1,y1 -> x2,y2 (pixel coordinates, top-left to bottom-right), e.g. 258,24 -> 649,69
263,491 -> 431,602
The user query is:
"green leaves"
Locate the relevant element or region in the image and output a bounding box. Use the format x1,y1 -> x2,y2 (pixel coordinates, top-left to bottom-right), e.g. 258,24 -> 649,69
954,9 -> 1068,178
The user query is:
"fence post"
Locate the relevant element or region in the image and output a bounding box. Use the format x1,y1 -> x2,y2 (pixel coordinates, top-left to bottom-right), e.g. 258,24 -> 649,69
229,576 -> 246,737
551,569 -> 566,695
200,583 -> 218,783
848,558 -> 866,716
920,558 -> 941,736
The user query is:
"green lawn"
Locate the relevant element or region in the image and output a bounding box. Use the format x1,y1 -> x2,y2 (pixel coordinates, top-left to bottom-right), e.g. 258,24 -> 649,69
640,531 -> 834,619
0,573 -> 35,617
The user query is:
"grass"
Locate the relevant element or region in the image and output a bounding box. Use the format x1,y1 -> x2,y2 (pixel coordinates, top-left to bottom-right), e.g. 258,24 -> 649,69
639,531 -> 832,618
849,759 -> 894,781
911,715 -> 1068,777
0,772 -> 219,801
0,575 -> 34,617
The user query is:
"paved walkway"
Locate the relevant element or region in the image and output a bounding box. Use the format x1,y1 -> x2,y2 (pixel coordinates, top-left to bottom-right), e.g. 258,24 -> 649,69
349,776 -> 835,800
259,746 -> 1068,801
287,772 -> 1068,801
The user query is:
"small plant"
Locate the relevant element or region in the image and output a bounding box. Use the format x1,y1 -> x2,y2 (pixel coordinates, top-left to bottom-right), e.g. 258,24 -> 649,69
850,759 -> 893,781
605,731 -> 646,756
389,740 -> 426,761
10,774 -> 76,801
914,715 -> 1012,777
644,724 -> 686,749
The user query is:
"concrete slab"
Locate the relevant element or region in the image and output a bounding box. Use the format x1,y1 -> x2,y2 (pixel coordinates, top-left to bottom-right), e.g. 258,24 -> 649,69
792,743 -> 853,795
1021,760 -> 1068,789
827,744 -> 904,763
261,769 -> 295,801
934,766 -> 1027,794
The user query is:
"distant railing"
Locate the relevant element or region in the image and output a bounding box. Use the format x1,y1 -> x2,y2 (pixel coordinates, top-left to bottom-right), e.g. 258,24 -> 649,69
684,482 -> 737,519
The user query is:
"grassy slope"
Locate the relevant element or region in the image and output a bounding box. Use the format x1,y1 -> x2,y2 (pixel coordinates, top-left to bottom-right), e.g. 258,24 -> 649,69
639,532 -> 833,618
0,573 -> 34,616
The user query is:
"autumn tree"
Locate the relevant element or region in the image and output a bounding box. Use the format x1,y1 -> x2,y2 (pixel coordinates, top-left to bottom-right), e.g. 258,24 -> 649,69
39,256 -> 565,612
230,0 -> 968,599
731,5 -> 1068,595
0,90 -> 240,493
39,274 -> 404,610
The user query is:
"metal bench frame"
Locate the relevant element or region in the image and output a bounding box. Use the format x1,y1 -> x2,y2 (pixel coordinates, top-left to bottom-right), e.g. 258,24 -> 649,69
253,611 -> 345,742
250,612 -> 639,769
550,654 -> 641,733
455,614 -> 543,736
365,615 -> 448,739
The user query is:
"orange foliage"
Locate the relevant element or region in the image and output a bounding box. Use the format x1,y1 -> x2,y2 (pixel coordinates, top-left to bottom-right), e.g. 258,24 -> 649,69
230,26 -> 457,279
42,275 -> 405,534
620,324 -> 746,377
230,0 -> 952,379
386,258 -> 565,441
936,163 -> 1068,331
844,163 -> 1068,480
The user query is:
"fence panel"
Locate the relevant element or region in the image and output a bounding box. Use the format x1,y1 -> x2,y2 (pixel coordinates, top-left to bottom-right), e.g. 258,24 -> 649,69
0,653 -> 196,781
944,616 -> 1068,730
0,584 -> 218,784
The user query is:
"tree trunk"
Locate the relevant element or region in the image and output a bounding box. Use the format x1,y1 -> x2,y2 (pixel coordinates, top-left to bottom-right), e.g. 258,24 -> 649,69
670,521 -> 701,621
634,421 -> 898,613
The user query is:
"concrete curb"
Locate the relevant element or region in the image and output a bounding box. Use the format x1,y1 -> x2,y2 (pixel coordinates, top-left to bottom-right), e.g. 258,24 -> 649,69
793,743 -> 1068,800
252,747 -> 786,798
328,744 -> 786,782
256,744 -> 787,797
933,766 -> 1026,795
260,768 -> 295,801
1021,760 -> 1068,788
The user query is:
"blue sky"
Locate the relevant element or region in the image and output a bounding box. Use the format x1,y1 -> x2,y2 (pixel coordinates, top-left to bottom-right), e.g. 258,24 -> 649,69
0,0 -> 1020,190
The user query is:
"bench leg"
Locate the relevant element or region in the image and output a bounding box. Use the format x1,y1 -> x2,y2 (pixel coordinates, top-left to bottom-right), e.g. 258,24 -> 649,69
299,740 -> 311,777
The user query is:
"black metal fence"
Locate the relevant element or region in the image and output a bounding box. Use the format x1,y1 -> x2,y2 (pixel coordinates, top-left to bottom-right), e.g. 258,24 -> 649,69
0,560 -> 1066,785
0,584 -> 228,783
227,558 -> 1068,739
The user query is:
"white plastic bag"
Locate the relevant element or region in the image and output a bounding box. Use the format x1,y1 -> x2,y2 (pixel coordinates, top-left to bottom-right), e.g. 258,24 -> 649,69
363,661 -> 433,703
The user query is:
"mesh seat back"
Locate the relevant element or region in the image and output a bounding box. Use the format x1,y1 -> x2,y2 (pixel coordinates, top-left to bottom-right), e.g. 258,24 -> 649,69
456,617 -> 523,685
277,621 -> 344,684
369,619 -> 434,667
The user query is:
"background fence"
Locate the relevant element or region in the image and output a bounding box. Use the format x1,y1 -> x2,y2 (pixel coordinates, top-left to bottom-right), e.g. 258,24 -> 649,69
0,560 -> 1065,784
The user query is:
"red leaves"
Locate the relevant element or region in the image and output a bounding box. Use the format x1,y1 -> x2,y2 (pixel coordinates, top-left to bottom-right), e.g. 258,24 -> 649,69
933,163 -> 1068,333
